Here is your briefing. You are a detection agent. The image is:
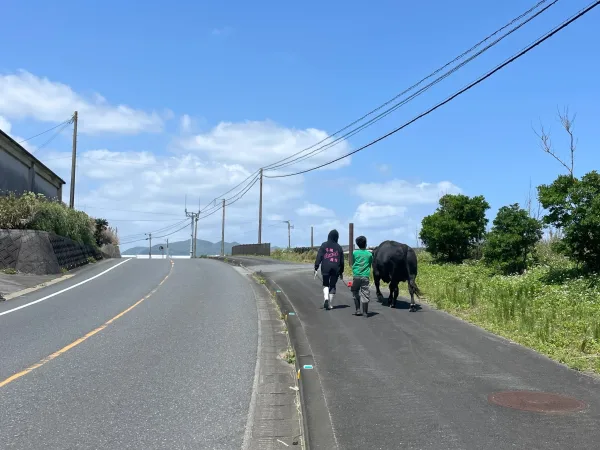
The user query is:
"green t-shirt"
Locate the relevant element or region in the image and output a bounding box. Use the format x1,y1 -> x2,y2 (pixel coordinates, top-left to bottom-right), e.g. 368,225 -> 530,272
352,249 -> 373,278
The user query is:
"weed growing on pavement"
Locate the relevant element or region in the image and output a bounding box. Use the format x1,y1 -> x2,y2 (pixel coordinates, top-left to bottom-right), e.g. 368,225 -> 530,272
282,347 -> 296,365
276,245 -> 600,374
1,268 -> 18,275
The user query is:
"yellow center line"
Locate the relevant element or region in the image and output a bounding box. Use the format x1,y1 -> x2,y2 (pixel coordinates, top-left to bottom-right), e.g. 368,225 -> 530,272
0,259 -> 175,389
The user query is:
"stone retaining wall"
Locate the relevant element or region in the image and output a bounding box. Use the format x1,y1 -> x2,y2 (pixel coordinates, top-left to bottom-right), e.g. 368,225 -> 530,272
0,229 -> 110,275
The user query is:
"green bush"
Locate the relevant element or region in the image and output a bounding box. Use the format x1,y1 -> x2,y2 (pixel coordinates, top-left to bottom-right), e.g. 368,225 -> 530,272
483,203 -> 543,275
419,194 -> 490,263
0,191 -> 96,246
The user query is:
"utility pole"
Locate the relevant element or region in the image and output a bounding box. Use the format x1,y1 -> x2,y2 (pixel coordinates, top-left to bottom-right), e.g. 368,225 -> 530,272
194,216 -> 198,258
146,232 -> 152,259
185,196 -> 200,258
310,226 -> 314,248
258,168 -> 263,244
221,199 -> 226,256
69,111 -> 78,209
283,220 -> 294,249
166,238 -> 169,258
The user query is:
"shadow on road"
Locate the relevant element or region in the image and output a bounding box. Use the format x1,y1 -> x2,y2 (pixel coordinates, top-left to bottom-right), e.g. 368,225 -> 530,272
376,294 -> 423,311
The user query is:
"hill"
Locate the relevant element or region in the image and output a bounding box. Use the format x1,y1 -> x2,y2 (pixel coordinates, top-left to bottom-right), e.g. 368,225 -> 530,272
123,239 -> 241,256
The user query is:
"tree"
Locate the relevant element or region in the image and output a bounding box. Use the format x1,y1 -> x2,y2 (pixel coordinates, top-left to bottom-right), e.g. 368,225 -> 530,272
483,203 -> 543,275
94,218 -> 109,247
419,194 -> 490,263
537,170 -> 600,271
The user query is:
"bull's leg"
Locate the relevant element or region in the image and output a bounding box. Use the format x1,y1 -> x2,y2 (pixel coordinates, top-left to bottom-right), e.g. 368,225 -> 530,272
374,274 -> 383,302
389,282 -> 398,308
408,280 -> 416,312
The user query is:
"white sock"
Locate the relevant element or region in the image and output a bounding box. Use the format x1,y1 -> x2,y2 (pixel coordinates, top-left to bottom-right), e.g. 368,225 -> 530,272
323,287 -> 329,301
329,293 -> 335,306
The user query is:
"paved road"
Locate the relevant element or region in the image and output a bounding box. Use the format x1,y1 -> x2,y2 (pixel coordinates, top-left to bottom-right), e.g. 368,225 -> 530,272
231,256 -> 600,450
0,258 -> 258,449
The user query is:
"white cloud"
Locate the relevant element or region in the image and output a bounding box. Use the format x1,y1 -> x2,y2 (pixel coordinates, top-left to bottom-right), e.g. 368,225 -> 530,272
352,202 -> 407,227
375,163 -> 390,174
0,115 -> 12,134
178,120 -> 352,173
180,114 -> 192,133
296,202 -> 334,217
0,70 -> 164,134
212,27 -> 233,36
356,179 -> 462,206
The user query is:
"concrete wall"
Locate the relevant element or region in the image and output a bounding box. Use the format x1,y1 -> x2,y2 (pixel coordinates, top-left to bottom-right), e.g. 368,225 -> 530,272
0,130 -> 65,201
0,230 -> 105,275
232,243 -> 271,256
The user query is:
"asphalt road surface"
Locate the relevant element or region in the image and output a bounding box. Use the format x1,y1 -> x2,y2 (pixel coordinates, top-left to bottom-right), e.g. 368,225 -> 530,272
231,256 -> 600,450
0,258 -> 258,449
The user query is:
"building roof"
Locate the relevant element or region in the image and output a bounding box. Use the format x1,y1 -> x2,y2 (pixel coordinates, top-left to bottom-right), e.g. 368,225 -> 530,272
0,128 -> 66,185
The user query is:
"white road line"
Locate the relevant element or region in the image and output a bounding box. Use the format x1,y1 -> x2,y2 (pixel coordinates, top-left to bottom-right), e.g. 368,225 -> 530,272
0,259 -> 132,317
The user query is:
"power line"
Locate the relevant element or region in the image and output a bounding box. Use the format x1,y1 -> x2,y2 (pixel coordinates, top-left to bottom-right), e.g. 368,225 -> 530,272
264,0 -> 559,172
260,0 -> 555,172
31,121 -> 73,154
17,118 -> 73,145
84,206 -> 183,216
265,0 -> 599,179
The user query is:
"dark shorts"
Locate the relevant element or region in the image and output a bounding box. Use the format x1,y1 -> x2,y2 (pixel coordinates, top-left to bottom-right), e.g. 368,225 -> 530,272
322,268 -> 339,294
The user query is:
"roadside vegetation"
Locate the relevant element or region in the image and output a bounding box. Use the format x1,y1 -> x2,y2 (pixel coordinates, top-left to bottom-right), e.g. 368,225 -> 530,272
271,110 -> 600,374
0,191 -> 119,247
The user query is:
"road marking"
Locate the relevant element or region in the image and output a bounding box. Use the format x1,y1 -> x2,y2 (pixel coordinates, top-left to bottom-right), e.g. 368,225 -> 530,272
0,260 -> 174,389
0,259 -> 132,317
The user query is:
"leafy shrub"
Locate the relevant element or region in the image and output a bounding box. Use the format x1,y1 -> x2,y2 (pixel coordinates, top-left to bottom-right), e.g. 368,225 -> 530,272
0,192 -> 40,228
0,191 -> 97,246
483,203 -> 543,275
538,170 -> 600,271
419,194 -> 490,263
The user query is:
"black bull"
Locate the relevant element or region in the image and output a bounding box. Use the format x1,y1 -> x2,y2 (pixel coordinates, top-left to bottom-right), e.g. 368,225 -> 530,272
372,240 -> 422,312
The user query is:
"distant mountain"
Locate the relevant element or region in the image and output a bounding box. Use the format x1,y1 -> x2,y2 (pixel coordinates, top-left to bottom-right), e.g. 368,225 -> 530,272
123,239 -> 241,256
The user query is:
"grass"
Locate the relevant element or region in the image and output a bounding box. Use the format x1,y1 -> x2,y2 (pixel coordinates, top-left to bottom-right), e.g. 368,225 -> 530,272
1,268 -> 18,275
282,347 -> 296,365
86,256 -> 97,264
272,243 -> 600,374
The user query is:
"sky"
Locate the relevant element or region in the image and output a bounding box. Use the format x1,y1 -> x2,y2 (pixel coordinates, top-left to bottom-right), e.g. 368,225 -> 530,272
1,0 -> 598,251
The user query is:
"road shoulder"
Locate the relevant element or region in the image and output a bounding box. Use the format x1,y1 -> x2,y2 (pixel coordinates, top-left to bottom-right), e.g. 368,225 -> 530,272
214,256 -> 338,450
232,263 -> 304,449
0,258 -> 118,301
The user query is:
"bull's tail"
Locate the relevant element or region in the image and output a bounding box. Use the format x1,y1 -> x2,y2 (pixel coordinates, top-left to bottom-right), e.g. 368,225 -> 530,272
409,278 -> 422,299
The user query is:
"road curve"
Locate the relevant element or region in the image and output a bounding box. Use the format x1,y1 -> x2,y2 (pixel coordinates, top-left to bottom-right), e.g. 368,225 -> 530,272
0,258 -> 259,449
229,256 -> 600,450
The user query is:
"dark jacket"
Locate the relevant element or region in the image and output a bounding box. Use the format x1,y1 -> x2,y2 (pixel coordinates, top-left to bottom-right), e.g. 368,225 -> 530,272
314,230 -> 344,275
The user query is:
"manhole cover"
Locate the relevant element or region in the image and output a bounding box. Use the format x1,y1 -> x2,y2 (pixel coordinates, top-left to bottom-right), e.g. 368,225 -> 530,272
488,391 -> 586,413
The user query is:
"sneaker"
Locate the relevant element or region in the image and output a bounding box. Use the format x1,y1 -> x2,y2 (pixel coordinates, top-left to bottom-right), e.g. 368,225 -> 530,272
323,299 -> 329,310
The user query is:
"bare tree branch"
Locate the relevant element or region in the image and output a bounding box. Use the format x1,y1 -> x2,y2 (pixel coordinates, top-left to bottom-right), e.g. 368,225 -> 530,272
533,106 -> 577,178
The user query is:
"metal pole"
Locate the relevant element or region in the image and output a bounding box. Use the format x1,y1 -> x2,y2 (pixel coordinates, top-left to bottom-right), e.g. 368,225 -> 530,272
349,223 -> 354,266
221,199 -> 226,256
148,232 -> 152,259
69,111 -> 78,208
311,226 -> 314,248
194,216 -> 198,258
189,215 -> 194,258
288,222 -> 291,249
258,168 -> 263,244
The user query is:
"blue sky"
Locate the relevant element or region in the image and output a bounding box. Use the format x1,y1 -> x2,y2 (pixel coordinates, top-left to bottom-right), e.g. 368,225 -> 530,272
1,0 -> 598,250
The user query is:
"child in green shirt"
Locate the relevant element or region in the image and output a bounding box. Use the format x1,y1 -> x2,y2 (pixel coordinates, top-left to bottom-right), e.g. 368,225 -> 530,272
351,235 -> 372,317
